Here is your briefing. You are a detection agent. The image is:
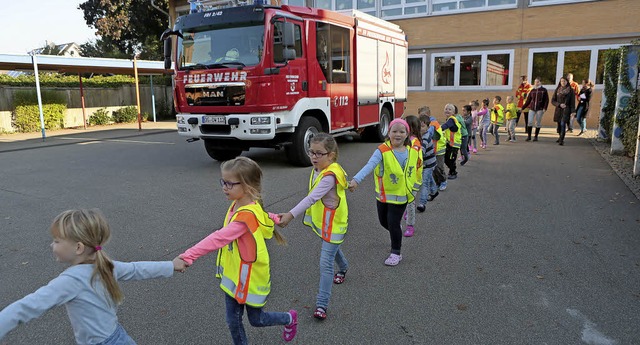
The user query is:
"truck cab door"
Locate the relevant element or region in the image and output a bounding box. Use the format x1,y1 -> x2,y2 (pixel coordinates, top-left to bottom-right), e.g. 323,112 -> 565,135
314,22 -> 355,131
271,19 -> 307,109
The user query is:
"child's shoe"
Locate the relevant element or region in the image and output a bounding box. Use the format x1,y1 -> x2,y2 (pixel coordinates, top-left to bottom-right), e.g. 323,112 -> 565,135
404,225 -> 414,237
384,253 -> 402,266
283,310 -> 298,341
417,204 -> 426,213
427,191 -> 439,201
473,147 -> 478,153
313,307 -> 327,320
439,181 -> 447,191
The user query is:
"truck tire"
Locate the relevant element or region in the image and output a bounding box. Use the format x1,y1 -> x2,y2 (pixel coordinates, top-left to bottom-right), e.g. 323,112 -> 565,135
286,116 -> 321,167
204,140 -> 242,162
362,107 -> 391,142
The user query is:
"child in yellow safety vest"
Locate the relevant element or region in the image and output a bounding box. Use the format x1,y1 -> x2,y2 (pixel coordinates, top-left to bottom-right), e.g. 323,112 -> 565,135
505,95 -> 518,142
402,115 -> 423,237
349,118 -> 420,266
177,157 -> 298,344
490,95 -> 505,145
278,133 -> 349,321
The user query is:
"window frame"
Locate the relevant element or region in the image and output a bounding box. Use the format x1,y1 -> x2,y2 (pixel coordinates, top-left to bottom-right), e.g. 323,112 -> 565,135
408,54 -> 427,91
528,0 -> 598,7
430,49 -> 514,91
527,44 -> 623,89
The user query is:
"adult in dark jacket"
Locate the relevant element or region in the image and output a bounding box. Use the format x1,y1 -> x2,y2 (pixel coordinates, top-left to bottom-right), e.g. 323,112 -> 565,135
551,76 -> 576,146
522,77 -> 549,141
575,79 -> 594,136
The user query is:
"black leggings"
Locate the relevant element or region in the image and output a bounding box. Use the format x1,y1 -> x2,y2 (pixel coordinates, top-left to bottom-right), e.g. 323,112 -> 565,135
376,201 -> 407,254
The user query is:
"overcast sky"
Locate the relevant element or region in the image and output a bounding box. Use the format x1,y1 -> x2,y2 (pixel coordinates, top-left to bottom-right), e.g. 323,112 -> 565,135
0,0 -> 97,54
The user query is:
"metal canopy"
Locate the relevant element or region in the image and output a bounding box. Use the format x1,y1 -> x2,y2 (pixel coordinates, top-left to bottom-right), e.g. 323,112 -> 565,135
0,54 -> 173,140
0,54 -> 172,75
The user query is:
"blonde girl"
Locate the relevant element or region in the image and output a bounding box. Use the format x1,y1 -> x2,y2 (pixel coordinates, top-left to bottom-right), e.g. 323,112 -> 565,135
402,115 -> 423,237
0,209 -> 184,344
349,118 -> 420,266
278,133 -> 349,320
177,157 -> 297,344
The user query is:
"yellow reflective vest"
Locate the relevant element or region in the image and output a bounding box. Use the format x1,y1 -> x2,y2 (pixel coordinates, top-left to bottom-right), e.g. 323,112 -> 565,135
216,202 -> 274,307
410,136 -> 423,192
431,120 -> 446,156
303,163 -> 348,244
491,104 -> 505,126
374,141 -> 419,204
443,116 -> 462,148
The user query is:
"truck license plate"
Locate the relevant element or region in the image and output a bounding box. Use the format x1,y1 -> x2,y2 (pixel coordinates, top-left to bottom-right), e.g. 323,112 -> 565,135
202,115 -> 225,124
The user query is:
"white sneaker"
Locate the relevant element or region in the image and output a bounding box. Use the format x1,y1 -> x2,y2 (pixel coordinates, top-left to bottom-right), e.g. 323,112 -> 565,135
384,253 -> 402,266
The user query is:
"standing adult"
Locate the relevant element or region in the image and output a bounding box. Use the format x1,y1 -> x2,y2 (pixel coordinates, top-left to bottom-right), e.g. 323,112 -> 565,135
515,75 -> 533,131
575,79 -> 594,136
551,76 -> 576,146
522,77 -> 549,142
566,73 -> 581,132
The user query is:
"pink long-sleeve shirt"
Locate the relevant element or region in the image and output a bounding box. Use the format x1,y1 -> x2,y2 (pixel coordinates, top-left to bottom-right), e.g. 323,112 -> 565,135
289,171 -> 338,218
180,204 -> 280,265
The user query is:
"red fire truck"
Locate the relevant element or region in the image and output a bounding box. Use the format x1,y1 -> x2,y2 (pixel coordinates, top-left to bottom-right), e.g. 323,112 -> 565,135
163,1 -> 408,166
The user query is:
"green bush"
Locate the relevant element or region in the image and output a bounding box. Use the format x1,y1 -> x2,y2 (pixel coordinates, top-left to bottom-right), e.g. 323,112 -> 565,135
12,90 -> 66,132
89,108 -> 111,126
112,106 -> 138,123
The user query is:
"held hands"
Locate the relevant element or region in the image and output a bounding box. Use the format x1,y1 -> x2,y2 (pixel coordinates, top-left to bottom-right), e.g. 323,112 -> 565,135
277,212 -> 294,228
348,179 -> 358,192
172,256 -> 190,273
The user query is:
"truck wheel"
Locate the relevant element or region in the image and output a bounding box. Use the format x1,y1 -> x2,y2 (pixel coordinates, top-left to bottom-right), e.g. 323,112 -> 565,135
286,117 -> 321,166
362,107 -> 391,142
204,140 -> 242,162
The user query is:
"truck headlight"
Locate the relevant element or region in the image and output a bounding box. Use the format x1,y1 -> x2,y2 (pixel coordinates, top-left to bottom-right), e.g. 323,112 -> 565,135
177,116 -> 186,124
251,116 -> 271,125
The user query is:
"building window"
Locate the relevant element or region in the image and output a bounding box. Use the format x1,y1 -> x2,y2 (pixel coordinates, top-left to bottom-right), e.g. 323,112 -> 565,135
529,45 -> 622,87
531,51 -> 558,85
408,55 -> 426,90
529,0 -> 596,6
287,0 -> 516,19
432,50 -> 513,89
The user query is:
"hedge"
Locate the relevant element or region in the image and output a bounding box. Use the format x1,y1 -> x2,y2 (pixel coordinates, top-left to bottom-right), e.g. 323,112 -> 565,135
0,73 -> 172,88
13,90 -> 67,132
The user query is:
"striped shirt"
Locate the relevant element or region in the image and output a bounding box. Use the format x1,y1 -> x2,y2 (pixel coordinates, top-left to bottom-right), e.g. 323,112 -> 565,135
421,132 -> 436,169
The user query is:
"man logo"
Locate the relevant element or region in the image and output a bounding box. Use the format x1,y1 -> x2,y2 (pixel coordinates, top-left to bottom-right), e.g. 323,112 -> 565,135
202,91 -> 224,98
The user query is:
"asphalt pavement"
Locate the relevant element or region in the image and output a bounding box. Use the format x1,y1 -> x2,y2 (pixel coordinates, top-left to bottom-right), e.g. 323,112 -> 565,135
1,124 -> 639,345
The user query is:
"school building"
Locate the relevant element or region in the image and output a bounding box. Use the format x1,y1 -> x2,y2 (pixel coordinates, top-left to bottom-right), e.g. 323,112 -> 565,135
168,0 -> 640,127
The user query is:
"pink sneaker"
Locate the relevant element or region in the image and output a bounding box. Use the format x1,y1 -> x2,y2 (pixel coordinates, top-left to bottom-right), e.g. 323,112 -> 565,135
282,310 -> 298,342
473,148 -> 478,153
404,225 -> 414,237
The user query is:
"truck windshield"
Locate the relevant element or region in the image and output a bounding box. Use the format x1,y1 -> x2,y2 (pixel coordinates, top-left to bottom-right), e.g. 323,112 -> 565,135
178,25 -> 264,70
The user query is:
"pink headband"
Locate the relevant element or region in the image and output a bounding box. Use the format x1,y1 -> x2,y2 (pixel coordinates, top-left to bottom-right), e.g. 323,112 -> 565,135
389,118 -> 410,133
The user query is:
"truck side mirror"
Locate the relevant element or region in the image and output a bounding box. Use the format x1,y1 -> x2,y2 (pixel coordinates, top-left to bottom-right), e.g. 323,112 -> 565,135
282,22 -> 297,61
283,22 -> 295,48
163,39 -> 172,70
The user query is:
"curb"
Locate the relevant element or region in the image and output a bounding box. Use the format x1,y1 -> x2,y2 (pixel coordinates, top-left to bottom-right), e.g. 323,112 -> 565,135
0,129 -> 176,154
589,137 -> 640,202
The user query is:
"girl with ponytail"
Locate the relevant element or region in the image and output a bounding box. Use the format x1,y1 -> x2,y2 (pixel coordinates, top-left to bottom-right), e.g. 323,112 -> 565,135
0,209 -> 186,344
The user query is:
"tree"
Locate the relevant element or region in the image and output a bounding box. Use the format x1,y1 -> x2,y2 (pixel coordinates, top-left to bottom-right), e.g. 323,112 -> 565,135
80,39 -> 129,59
78,0 -> 169,60
39,43 -> 62,56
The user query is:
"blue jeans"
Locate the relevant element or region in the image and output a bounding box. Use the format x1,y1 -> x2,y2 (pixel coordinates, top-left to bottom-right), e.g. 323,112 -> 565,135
317,240 -> 348,309
224,294 -> 291,345
419,166 -> 437,205
97,324 -> 136,345
480,123 -> 489,145
576,107 -> 587,131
